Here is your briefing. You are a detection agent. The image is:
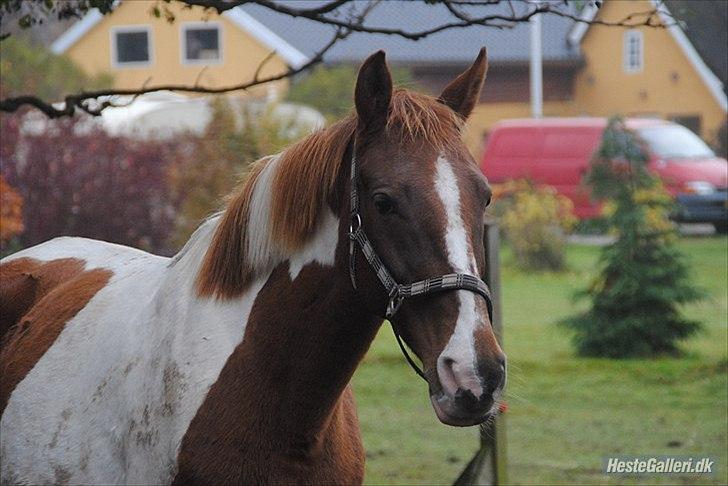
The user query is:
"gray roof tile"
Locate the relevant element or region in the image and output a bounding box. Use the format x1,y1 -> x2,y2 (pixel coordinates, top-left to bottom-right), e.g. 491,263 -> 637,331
242,0 -> 580,65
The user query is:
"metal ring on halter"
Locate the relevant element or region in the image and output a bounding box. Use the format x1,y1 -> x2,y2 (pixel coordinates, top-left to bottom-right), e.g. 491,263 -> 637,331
349,213 -> 361,236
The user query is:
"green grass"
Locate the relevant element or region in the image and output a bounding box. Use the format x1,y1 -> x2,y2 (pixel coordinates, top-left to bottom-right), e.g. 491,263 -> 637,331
352,236 -> 728,485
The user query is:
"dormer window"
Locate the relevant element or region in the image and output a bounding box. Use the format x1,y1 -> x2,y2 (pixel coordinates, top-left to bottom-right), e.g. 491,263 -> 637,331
182,23 -> 221,64
623,29 -> 644,73
112,26 -> 152,67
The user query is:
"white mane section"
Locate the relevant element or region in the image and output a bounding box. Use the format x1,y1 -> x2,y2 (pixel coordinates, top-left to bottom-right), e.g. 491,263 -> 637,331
246,154 -> 285,272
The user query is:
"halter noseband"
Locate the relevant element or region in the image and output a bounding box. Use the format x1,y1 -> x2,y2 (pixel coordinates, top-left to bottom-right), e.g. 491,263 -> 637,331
348,149 -> 494,381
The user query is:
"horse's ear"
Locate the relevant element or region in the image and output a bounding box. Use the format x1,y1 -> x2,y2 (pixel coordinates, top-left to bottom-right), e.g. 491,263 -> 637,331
438,47 -> 488,120
355,50 -> 392,131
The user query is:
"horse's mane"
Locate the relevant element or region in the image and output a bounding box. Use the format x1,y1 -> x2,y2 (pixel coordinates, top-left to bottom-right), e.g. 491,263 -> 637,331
196,89 -> 463,299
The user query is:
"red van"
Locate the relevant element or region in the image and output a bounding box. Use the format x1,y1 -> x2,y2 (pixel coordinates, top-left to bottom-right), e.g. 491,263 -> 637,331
481,118 -> 728,232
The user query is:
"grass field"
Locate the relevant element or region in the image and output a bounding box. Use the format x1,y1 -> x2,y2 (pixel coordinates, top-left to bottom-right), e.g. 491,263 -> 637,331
352,235 -> 728,485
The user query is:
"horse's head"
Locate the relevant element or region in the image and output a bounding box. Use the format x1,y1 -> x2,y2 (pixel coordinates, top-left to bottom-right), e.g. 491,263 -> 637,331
352,49 -> 505,426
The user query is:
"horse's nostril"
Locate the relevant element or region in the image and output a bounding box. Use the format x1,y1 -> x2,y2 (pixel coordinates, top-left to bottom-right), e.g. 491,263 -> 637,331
455,387 -> 493,413
455,387 -> 477,405
437,355 -> 459,396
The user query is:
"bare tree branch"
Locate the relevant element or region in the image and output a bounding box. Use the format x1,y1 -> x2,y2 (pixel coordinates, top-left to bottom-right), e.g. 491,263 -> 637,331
0,0 -> 673,118
0,24 -> 349,118
182,0 -> 672,38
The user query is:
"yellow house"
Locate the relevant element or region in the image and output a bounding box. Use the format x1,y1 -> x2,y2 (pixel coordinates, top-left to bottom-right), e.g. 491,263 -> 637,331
465,0 -> 727,154
568,0 -> 727,148
50,0 -> 304,100
52,0 -> 726,155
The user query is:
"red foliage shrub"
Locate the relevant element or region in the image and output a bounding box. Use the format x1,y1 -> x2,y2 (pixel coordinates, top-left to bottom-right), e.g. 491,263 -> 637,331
0,174 -> 24,244
0,115 -> 185,255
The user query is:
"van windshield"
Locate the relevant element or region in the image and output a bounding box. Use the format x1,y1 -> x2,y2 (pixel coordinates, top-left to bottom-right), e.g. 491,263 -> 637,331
637,125 -> 715,159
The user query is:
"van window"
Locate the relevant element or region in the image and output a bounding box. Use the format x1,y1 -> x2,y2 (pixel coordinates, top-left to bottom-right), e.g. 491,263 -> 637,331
637,125 -> 715,159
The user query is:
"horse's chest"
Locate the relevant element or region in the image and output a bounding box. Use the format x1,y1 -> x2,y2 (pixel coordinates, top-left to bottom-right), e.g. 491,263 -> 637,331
173,428 -> 365,486
173,388 -> 365,485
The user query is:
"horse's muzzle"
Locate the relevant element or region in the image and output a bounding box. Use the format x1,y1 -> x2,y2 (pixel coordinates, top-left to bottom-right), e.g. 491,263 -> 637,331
430,389 -> 497,426
430,354 -> 506,426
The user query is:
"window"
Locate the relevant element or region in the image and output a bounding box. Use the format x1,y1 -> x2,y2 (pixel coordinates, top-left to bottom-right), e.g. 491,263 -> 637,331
623,30 -> 643,73
637,125 -> 714,159
670,115 -> 702,137
182,23 -> 221,64
112,27 -> 151,67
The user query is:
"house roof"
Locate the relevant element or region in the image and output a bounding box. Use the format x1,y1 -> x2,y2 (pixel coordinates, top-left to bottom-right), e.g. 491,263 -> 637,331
664,0 -> 727,86
49,0 -> 581,66
45,0 -> 726,111
240,0 -> 581,65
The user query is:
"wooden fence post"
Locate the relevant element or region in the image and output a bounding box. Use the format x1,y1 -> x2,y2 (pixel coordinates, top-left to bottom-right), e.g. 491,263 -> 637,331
454,219 -> 507,486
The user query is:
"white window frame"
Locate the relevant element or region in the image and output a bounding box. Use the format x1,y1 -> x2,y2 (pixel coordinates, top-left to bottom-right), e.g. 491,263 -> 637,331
623,29 -> 644,74
110,25 -> 153,68
180,22 -> 223,65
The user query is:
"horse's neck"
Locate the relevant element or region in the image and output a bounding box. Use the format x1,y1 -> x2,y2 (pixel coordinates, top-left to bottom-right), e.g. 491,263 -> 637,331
167,210 -> 382,461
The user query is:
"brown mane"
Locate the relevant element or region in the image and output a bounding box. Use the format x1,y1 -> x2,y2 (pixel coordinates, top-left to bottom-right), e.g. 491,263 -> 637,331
196,89 -> 463,299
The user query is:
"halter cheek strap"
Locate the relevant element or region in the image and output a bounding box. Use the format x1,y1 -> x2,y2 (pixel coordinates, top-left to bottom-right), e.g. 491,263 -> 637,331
348,151 -> 494,381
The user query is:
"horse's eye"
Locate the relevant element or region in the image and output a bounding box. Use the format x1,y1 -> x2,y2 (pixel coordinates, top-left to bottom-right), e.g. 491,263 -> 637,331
373,193 -> 396,215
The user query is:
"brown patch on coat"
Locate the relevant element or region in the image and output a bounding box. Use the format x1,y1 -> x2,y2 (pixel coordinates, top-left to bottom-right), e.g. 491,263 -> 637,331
0,271 -> 38,342
176,249 -> 378,485
0,257 -> 112,414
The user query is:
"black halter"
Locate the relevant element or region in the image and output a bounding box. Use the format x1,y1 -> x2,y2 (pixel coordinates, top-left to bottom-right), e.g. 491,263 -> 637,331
348,150 -> 494,381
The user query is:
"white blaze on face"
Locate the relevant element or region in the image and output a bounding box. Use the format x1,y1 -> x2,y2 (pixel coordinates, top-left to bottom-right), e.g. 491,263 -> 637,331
433,155 -> 486,398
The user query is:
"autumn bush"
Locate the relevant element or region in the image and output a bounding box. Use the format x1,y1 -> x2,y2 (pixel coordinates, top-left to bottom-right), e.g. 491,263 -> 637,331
490,179 -> 576,271
169,99 -> 314,247
0,175 -> 24,251
0,114 -> 185,255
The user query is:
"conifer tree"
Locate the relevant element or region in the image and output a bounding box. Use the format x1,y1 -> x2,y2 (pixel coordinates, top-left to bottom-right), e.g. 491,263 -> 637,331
564,118 -> 703,357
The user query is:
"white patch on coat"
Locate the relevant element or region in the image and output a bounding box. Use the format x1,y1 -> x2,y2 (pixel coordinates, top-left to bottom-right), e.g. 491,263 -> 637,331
0,202 -> 341,483
288,209 -> 339,280
433,155 -> 485,398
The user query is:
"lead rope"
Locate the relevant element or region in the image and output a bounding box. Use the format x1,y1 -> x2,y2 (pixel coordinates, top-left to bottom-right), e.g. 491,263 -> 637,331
348,147 -> 494,382
391,325 -> 428,380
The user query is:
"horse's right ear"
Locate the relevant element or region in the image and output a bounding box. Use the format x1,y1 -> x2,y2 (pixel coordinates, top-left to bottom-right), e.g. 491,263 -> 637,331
355,50 -> 392,131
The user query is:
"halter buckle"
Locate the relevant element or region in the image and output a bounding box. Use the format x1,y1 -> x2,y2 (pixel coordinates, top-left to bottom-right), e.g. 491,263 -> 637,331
386,287 -> 405,319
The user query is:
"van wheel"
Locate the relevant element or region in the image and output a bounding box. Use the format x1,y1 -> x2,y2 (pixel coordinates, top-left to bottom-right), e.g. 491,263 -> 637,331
714,222 -> 728,234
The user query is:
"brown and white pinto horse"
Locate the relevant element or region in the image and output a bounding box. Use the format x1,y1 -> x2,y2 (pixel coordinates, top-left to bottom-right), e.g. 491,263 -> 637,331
0,49 -> 505,485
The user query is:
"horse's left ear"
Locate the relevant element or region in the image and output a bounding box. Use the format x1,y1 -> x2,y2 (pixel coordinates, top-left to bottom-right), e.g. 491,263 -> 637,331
355,50 -> 393,132
438,47 -> 488,120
